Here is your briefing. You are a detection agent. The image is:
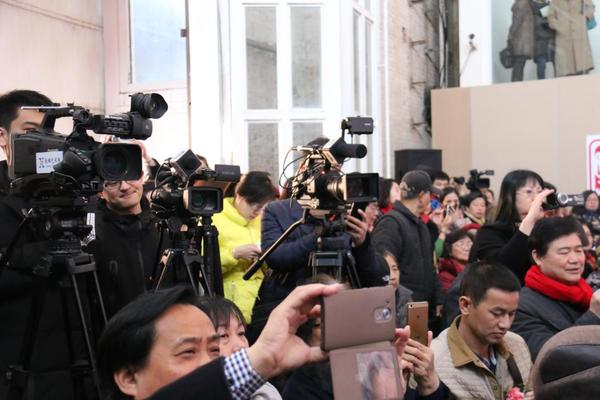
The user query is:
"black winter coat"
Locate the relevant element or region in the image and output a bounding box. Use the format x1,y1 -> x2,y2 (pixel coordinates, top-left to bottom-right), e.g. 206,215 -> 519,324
86,198 -> 170,317
0,195 -> 91,399
371,202 -> 442,307
511,287 -> 600,361
469,221 -> 531,283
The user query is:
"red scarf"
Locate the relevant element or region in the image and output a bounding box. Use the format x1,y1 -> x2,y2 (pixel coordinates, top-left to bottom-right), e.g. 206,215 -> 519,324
525,265 -> 593,309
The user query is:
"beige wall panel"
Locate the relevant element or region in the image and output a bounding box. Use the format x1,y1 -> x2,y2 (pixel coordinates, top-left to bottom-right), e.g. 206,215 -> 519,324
555,75 -> 600,192
431,87 -> 471,178
469,80 -> 559,193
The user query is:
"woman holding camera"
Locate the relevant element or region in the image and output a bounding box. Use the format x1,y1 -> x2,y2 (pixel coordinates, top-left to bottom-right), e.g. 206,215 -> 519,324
469,169 -> 553,282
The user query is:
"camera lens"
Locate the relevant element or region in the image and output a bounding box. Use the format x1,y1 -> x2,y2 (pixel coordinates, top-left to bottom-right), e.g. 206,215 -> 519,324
102,149 -> 127,177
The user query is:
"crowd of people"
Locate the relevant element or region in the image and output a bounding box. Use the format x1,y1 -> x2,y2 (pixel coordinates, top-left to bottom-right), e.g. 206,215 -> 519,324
1,89 -> 600,400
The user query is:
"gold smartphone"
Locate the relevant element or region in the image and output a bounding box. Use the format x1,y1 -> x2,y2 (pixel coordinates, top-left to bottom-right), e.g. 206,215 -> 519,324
406,301 -> 429,345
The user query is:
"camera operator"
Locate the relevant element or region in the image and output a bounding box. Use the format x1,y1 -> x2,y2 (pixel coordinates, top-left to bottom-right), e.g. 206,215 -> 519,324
0,90 -> 90,399
85,170 -> 171,318
248,183 -> 387,343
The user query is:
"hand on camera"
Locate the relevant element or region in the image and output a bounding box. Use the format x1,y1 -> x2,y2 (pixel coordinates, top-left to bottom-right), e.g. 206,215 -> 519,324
346,209 -> 368,247
520,188 -> 554,236
233,244 -> 262,261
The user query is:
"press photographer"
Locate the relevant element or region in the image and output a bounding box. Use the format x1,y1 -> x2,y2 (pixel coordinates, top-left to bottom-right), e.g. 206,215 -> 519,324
0,90 -> 166,400
247,118 -> 387,342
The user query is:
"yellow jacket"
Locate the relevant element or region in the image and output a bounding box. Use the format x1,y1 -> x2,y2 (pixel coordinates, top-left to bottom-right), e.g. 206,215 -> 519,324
212,197 -> 263,322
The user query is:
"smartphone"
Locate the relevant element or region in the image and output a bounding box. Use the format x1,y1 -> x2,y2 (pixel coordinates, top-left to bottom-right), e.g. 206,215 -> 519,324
350,202 -> 368,219
443,205 -> 454,218
321,286 -> 396,351
406,301 -> 429,346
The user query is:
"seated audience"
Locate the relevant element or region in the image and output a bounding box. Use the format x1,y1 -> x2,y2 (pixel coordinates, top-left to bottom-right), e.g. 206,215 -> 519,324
212,171 -> 278,322
438,230 -> 473,294
431,262 -> 533,400
382,251 -> 414,327
511,217 -> 600,361
573,189 -> 600,232
378,178 -> 401,215
197,296 -> 281,399
469,169 -> 553,282
461,191 -> 487,227
530,325 -> 600,400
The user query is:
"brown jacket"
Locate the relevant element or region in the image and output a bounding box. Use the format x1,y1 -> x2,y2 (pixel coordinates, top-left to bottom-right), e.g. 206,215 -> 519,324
431,317 -> 533,400
508,0 -> 535,58
548,0 -> 595,76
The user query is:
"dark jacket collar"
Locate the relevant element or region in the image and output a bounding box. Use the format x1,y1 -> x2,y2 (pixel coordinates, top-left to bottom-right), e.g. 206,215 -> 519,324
98,197 -> 153,228
391,201 -> 421,224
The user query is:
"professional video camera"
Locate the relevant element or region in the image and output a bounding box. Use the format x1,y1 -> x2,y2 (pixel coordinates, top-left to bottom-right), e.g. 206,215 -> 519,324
289,116 -> 379,213
150,149 -> 240,297
0,92 -> 167,399
466,169 -> 495,192
150,149 -> 240,219
244,117 -> 379,286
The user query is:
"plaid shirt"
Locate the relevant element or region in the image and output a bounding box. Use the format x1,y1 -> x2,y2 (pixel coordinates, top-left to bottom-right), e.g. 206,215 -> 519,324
224,349 -> 266,400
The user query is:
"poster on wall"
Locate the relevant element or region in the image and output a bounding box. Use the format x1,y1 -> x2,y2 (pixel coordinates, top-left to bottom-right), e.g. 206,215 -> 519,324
587,135 -> 600,192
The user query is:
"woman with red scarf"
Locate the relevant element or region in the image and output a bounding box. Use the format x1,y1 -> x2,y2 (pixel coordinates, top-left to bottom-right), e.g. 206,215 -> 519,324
437,229 -> 473,294
512,217 -> 600,361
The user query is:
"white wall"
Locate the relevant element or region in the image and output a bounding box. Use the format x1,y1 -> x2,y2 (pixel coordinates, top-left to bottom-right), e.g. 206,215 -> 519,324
458,0 -> 492,87
0,0 -> 104,121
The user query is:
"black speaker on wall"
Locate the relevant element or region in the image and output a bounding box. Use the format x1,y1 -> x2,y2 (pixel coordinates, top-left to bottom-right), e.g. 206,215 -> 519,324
394,149 -> 442,182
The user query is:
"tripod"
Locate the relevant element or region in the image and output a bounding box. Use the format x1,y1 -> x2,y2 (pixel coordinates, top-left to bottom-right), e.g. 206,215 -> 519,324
3,233 -> 107,400
154,214 -> 224,297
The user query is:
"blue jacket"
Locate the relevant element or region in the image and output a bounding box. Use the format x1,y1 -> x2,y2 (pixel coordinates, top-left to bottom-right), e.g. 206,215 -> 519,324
260,199 -> 386,291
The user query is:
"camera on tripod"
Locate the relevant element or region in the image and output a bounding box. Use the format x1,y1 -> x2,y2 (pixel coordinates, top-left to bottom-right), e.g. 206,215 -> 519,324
150,149 -> 241,218
290,117 -> 379,214
466,169 -> 494,192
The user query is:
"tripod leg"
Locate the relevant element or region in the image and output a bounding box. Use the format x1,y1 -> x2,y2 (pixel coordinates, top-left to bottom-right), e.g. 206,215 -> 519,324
344,251 -> 362,289
203,226 -> 224,296
154,251 -> 174,292
70,274 -> 101,400
180,252 -> 199,296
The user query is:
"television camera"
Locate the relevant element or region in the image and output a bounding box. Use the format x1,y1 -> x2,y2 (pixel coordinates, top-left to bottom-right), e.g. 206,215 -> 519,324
243,117 -> 379,285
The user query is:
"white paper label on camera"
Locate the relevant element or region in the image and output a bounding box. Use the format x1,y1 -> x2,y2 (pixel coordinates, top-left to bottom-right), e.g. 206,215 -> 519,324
36,151 -> 63,173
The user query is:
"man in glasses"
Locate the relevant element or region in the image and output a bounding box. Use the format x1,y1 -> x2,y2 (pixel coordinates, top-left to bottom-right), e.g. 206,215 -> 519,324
86,171 -> 171,318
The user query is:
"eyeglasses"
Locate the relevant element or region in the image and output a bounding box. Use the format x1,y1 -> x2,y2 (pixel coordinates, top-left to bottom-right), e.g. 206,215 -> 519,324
453,239 -> 473,248
103,180 -> 138,189
516,187 -> 543,198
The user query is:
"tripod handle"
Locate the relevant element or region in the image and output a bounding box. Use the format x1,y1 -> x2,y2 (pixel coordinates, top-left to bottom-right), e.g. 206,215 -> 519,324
243,212 -> 306,281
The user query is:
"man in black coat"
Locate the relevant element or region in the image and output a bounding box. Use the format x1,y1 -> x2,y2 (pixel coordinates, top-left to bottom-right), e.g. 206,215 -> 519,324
371,170 -> 444,324
0,90 -> 93,399
85,174 -> 171,317
248,197 -> 387,343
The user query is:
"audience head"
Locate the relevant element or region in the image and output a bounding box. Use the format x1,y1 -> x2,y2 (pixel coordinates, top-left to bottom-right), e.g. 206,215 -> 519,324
382,250 -> 400,288
461,191 -> 487,220
529,217 -> 587,285
459,262 -> 521,345
196,296 -> 249,356
440,187 -> 460,210
430,170 -> 450,192
399,170 -> 440,214
378,178 -> 400,209
494,169 -> 544,224
234,171 -> 278,220
531,326 -> 600,399
442,229 -> 474,263
583,190 -> 599,212
0,89 -> 52,165
98,286 -> 220,400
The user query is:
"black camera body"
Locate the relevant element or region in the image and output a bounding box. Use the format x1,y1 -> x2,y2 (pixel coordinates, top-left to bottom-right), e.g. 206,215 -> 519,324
150,149 -> 240,219
466,169 -> 494,192
291,117 -> 379,214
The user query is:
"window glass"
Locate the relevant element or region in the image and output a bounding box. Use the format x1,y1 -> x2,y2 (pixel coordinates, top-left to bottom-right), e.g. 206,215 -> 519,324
129,0 -> 186,84
291,6 -> 322,108
248,123 -> 279,178
246,7 -> 278,109
353,12 -> 361,112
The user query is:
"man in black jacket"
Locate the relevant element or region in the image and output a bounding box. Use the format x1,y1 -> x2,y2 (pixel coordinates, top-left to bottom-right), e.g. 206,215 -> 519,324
0,90 -> 92,399
371,170 -> 444,324
86,174 -> 170,317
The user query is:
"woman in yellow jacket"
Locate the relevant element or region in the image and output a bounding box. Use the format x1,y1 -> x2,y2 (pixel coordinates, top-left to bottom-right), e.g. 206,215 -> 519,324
212,171 -> 278,322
